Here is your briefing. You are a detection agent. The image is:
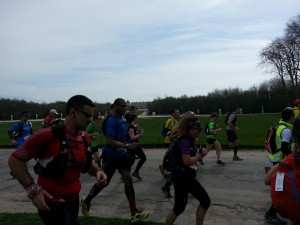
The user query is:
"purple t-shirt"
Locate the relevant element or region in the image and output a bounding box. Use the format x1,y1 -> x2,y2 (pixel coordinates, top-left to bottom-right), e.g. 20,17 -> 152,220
178,137 -> 198,173
179,138 -> 191,156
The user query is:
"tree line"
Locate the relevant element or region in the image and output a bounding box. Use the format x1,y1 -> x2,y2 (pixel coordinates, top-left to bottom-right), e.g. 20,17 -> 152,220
0,78 -> 296,120
0,99 -> 112,120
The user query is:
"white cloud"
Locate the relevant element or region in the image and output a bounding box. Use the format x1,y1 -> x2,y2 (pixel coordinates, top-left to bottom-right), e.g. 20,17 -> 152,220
0,0 -> 299,103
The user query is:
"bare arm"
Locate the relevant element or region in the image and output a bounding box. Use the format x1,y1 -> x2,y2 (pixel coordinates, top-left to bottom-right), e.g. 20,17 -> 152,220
210,127 -> 222,134
106,136 -> 138,150
128,128 -> 142,141
8,156 -> 52,211
264,164 -> 279,185
88,161 -> 107,187
8,156 -> 33,188
182,154 -> 203,166
227,121 -> 239,131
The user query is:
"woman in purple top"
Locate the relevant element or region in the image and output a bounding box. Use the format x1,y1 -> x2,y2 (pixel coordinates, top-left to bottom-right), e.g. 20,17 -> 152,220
164,116 -> 210,225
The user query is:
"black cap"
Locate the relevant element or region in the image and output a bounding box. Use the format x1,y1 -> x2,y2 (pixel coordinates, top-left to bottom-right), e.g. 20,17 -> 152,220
22,111 -> 30,116
281,107 -> 294,121
127,114 -> 137,123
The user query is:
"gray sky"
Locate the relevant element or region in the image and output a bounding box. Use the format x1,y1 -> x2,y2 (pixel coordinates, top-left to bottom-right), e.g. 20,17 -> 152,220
0,0 -> 299,104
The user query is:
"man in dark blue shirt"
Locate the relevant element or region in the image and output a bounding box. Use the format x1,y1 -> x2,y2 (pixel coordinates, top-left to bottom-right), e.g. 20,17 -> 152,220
81,98 -> 150,223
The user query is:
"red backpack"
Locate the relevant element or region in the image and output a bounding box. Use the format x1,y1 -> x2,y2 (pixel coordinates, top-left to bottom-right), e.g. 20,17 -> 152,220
270,154 -> 300,222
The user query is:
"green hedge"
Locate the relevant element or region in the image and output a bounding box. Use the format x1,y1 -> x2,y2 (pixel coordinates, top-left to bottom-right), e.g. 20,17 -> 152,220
0,113 -> 280,149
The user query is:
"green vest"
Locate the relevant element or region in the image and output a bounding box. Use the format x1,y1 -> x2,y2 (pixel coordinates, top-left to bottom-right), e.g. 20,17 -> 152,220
269,119 -> 293,163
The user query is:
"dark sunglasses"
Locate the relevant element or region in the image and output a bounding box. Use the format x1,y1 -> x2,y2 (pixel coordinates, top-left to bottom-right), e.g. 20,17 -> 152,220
76,109 -> 93,118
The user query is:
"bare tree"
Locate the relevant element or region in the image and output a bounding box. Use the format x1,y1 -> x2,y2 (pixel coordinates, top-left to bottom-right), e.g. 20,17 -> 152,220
259,14 -> 300,102
285,15 -> 300,98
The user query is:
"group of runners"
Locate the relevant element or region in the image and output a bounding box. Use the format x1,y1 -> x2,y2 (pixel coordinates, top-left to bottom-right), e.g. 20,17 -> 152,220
6,96 -> 300,225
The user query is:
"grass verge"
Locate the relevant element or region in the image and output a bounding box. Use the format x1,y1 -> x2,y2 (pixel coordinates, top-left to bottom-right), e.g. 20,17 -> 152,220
0,213 -> 163,225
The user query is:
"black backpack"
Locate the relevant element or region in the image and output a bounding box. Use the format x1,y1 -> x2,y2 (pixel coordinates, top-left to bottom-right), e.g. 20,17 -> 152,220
224,112 -> 232,125
204,121 -> 210,135
34,119 -> 92,179
160,122 -> 168,137
101,114 -> 126,138
163,136 -> 187,173
14,121 -> 33,138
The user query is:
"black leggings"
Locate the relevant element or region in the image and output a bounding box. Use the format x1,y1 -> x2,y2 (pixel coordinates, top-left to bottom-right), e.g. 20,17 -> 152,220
38,198 -> 79,225
128,147 -> 146,173
172,174 -> 211,216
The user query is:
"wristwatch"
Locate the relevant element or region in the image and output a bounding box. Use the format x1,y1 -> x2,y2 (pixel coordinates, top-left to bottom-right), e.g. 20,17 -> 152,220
125,143 -> 129,149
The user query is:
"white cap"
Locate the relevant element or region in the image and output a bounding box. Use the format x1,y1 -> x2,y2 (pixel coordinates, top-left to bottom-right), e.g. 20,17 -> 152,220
49,109 -> 58,115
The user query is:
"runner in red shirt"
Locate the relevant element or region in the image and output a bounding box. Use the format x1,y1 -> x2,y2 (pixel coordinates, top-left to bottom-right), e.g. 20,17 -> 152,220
8,95 -> 107,225
43,109 -> 59,128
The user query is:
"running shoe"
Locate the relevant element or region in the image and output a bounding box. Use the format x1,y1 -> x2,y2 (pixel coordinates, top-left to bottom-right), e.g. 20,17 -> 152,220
264,212 -> 286,224
131,209 -> 150,223
217,160 -> 226,165
80,196 -> 90,217
132,171 -> 142,180
233,155 -> 243,161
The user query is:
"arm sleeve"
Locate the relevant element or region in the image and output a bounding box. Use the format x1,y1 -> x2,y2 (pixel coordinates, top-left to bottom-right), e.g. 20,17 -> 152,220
281,141 -> 292,156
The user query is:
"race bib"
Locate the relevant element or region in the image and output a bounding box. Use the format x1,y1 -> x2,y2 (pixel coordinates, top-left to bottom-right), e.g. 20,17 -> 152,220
275,172 -> 284,192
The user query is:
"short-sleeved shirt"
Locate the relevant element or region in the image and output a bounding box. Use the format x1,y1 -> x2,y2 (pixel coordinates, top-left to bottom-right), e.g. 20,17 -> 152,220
226,113 -> 237,131
11,127 -> 90,202
85,122 -> 101,147
102,114 -> 127,157
178,138 -> 198,175
127,124 -> 139,144
43,115 -> 56,128
164,117 -> 179,144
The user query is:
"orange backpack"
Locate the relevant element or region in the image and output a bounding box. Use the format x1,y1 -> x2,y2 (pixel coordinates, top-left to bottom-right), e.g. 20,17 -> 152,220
270,154 -> 300,222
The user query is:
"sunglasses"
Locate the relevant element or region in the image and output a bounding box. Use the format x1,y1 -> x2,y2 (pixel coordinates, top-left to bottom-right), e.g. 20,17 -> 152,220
76,109 -> 93,118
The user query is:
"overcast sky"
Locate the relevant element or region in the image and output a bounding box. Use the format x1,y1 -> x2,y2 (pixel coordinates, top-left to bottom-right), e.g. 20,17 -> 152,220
0,1 -> 299,104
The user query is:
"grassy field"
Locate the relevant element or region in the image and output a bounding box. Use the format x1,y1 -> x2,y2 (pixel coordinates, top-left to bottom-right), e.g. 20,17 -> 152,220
0,213 -> 163,225
0,113 -> 280,148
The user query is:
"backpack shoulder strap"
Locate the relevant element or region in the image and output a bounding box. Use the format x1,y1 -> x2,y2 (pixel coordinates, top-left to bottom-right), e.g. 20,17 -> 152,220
80,132 -> 93,173
279,160 -> 292,169
51,121 -> 69,152
18,121 -> 23,131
